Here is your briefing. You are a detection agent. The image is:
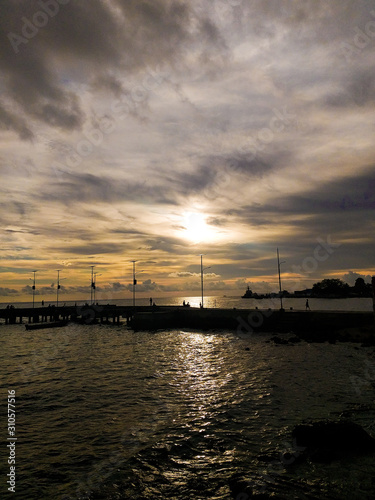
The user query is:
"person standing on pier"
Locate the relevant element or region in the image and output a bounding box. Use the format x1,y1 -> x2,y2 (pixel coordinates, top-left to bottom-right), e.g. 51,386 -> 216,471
306,299 -> 310,311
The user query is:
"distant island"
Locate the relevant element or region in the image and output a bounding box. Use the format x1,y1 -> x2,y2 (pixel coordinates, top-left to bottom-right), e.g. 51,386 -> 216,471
242,278 -> 373,299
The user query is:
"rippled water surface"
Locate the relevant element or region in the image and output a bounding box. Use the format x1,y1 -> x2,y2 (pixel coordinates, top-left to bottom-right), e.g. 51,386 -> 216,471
1,322 -> 375,499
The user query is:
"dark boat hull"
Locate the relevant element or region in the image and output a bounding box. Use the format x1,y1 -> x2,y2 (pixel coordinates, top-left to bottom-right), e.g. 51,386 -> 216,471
25,320 -> 68,331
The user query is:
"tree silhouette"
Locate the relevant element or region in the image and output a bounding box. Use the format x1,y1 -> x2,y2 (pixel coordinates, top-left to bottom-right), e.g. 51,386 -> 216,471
312,278 -> 350,297
354,277 -> 372,297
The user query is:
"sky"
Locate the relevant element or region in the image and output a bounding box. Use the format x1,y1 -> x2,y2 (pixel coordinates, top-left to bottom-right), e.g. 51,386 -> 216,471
0,0 -> 374,302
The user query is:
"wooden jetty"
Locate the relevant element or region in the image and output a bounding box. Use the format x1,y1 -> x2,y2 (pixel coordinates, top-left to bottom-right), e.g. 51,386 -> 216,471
0,304 -> 135,326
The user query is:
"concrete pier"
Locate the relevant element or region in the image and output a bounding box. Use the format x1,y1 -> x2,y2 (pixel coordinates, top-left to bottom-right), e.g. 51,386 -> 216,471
0,305 -> 373,341
129,307 -> 374,335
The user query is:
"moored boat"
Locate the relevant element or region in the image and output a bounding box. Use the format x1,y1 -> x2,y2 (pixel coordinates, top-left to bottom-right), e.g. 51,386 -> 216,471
25,320 -> 68,331
241,286 -> 253,298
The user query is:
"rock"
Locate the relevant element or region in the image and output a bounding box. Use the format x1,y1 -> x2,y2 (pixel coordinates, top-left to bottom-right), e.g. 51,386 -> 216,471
288,336 -> 301,343
292,421 -> 375,462
270,335 -> 289,345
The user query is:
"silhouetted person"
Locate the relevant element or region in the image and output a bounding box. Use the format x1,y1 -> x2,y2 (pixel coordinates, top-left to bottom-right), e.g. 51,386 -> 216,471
150,297 -> 152,306
183,300 -> 186,306
306,299 -> 310,311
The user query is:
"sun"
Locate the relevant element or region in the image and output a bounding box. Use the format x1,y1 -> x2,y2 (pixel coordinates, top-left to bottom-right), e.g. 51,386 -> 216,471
182,212 -> 213,243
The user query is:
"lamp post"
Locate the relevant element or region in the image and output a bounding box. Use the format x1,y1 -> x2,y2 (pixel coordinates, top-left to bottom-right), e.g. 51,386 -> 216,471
199,255 -> 211,309
93,273 -> 102,304
277,248 -> 286,310
30,270 -> 37,308
57,270 -> 61,307
131,261 -> 137,309
90,266 -> 95,305
56,270 -> 67,307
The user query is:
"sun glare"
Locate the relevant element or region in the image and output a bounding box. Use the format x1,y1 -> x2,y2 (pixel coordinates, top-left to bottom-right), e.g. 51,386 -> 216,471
182,212 -> 214,243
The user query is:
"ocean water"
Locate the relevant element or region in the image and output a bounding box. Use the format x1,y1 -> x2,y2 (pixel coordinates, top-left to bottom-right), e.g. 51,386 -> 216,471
1,302 -> 375,499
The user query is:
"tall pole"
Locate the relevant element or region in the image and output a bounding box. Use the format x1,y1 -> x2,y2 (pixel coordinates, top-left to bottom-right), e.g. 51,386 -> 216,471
90,266 -> 95,305
199,255 -> 211,309
132,261 -> 136,309
31,270 -> 37,308
57,270 -> 61,307
277,248 -> 284,310
200,255 -> 204,309
93,273 -> 101,304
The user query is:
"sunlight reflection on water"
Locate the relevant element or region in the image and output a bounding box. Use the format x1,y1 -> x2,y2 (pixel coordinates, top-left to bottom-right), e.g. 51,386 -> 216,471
0,324 -> 374,499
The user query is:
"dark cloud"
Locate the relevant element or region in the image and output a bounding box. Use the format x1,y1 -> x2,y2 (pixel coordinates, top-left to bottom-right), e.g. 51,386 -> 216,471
0,287 -> 19,296
22,284 -> 55,296
232,168 -> 375,224
0,0 -> 225,138
144,236 -> 190,255
172,165 -> 218,194
39,172 -> 175,205
325,68 -> 375,108
49,242 -> 128,256
0,101 -> 34,139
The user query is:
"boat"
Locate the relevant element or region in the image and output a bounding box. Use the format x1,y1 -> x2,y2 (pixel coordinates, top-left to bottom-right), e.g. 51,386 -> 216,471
241,286 -> 253,298
25,320 -> 68,331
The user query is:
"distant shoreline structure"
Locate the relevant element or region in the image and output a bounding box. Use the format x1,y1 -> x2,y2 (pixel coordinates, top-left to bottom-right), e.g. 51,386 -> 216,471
241,279 -> 374,300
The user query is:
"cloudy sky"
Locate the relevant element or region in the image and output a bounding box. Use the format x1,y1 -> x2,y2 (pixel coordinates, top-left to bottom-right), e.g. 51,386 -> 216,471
0,0 -> 374,301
